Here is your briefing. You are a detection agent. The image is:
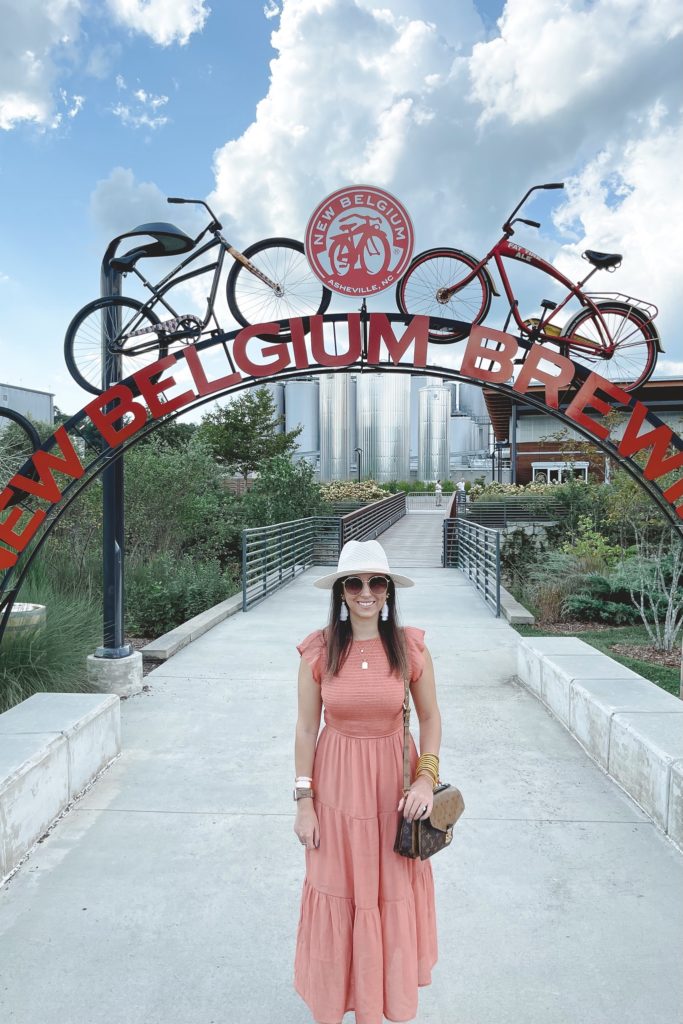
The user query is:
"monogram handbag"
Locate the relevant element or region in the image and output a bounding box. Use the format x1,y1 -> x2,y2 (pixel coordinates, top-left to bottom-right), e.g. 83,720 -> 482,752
393,670 -> 465,860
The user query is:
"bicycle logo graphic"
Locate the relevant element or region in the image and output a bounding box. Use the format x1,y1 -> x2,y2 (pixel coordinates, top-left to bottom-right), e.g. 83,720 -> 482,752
305,185 -> 414,296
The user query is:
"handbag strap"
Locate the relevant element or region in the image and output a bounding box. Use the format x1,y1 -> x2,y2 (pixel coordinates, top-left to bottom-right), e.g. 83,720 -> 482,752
401,667 -> 411,795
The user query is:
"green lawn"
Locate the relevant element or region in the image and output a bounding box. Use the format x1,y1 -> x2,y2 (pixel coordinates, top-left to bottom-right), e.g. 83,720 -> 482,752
512,621 -> 680,697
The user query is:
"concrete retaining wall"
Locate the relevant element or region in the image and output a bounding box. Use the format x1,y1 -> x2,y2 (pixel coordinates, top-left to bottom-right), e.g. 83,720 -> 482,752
516,636 -> 683,851
0,693 -> 120,882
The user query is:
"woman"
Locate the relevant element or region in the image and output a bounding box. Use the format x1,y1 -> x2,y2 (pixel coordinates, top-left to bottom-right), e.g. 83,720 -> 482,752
293,539 -> 442,1024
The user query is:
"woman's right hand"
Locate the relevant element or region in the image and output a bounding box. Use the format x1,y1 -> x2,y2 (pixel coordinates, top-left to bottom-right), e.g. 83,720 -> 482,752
294,801 -> 319,849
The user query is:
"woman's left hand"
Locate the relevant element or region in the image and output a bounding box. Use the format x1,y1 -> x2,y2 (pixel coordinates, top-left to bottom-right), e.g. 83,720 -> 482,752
397,776 -> 434,822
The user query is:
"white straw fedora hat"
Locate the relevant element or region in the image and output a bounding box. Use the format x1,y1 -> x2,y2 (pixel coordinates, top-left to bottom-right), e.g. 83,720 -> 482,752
313,539 -> 414,589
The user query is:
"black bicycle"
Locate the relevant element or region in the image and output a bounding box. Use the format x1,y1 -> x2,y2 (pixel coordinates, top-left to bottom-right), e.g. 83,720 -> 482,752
64,197 -> 332,395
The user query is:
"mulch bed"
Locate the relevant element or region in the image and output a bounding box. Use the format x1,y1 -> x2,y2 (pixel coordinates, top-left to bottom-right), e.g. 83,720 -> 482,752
125,636 -> 157,678
535,620 -> 616,634
527,621 -> 681,669
607,643 -> 680,670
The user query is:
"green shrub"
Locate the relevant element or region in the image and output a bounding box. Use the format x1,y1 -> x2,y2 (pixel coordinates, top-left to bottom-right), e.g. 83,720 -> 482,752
500,527 -> 547,590
383,479 -> 454,493
0,581 -> 101,712
240,454 -> 326,526
124,434 -> 240,564
521,551 -> 594,622
318,479 -> 390,503
560,515 -> 622,572
125,554 -> 239,637
561,594 -> 640,625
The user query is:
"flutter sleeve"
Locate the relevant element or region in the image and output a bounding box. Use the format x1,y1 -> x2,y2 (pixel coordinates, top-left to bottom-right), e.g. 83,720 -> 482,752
404,626 -> 426,683
296,629 -> 327,684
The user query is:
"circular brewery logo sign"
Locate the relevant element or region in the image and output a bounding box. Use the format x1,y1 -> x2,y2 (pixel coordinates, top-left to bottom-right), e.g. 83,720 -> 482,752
304,185 -> 414,296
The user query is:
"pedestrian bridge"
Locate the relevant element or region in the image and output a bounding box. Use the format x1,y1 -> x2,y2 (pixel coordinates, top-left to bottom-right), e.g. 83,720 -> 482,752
0,510 -> 681,1023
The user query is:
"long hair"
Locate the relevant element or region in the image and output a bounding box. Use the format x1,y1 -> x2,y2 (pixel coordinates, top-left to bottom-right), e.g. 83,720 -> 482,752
323,578 -> 410,680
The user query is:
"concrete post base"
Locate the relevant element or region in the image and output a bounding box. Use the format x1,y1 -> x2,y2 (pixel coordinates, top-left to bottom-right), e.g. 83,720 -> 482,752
87,651 -> 143,697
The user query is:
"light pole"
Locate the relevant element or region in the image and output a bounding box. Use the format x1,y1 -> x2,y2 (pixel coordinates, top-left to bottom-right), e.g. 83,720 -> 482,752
354,447 -> 363,483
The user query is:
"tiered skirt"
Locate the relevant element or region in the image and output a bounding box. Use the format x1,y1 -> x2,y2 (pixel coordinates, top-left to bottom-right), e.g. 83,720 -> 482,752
294,724 -> 438,1024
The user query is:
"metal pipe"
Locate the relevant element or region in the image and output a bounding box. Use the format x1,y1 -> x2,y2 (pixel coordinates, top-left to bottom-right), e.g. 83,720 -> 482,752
96,246 -> 132,658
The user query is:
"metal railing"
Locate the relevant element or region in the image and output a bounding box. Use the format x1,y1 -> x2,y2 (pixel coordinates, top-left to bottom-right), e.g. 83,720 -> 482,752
405,493 -> 451,511
242,516 -> 340,610
443,518 -> 501,616
241,494 -> 407,610
341,492 -> 406,544
459,499 -> 566,528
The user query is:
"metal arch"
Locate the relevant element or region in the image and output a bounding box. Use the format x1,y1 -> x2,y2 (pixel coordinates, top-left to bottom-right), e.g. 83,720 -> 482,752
1,312 -> 682,644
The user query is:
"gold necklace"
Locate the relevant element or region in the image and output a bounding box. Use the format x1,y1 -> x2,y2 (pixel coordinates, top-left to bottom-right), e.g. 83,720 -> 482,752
355,636 -> 380,670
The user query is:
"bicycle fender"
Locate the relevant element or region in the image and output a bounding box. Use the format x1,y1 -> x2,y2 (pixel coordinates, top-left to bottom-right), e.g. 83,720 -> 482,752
482,264 -> 500,297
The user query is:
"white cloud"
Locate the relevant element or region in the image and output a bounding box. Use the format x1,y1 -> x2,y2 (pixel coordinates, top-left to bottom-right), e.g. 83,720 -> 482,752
469,0 -> 683,125
0,0 -> 200,132
264,1 -> 281,18
207,0 -> 682,374
0,0 -> 81,131
106,0 -> 210,46
552,104 -> 683,363
90,167 -> 178,237
84,43 -> 122,79
111,80 -> 169,129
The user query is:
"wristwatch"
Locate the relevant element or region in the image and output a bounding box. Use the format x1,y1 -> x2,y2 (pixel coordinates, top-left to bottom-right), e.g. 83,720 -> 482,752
293,787 -> 314,801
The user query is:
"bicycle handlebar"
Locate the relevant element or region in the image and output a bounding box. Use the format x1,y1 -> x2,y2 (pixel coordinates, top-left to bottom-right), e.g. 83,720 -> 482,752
167,196 -> 223,232
503,182 -> 565,234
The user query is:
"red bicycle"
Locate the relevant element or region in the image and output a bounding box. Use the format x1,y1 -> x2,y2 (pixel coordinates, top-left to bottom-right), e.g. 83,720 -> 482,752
329,215 -> 390,278
395,182 -> 662,391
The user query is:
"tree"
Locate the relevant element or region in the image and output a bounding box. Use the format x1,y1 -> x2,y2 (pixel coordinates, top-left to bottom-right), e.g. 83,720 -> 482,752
198,386 -> 302,481
136,419 -> 198,450
238,454 -> 325,527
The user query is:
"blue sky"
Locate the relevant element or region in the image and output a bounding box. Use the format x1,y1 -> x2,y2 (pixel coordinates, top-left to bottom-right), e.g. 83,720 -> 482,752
1,0 -> 681,413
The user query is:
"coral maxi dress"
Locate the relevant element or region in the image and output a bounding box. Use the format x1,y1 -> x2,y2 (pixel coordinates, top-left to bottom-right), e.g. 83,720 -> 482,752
294,626 -> 438,1024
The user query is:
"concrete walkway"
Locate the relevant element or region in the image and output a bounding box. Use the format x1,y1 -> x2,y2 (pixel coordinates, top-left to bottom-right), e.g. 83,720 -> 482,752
380,508 -> 445,568
1,532 -> 682,1022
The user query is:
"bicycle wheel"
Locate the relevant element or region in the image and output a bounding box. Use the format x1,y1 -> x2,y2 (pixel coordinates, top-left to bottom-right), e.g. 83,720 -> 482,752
563,300 -> 659,392
64,297 -> 163,395
396,248 -> 492,342
226,237 -> 331,341
0,410 -> 41,504
329,239 -> 353,277
361,233 -> 390,276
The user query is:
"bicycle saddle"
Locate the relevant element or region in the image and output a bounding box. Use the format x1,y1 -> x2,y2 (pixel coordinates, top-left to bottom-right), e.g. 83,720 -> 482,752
108,221 -> 195,271
583,249 -> 622,269
110,243 -> 163,272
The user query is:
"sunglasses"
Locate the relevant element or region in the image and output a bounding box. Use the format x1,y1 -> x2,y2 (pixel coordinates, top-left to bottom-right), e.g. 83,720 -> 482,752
341,575 -> 390,596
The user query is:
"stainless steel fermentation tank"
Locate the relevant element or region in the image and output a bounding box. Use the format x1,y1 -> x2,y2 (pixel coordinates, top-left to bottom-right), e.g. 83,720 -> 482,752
284,379 -> 319,459
319,373 -> 351,480
356,372 -> 410,482
418,384 -> 450,481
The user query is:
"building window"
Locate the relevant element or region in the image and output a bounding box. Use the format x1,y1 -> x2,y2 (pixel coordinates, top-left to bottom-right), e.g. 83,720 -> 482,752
531,461 -> 589,483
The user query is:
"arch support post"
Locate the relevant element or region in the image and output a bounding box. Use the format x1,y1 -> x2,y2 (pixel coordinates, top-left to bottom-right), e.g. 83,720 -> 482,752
94,242 -> 136,672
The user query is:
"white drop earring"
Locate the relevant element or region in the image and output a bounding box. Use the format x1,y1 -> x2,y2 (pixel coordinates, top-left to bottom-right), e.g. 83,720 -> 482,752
381,600 -> 389,622
340,601 -> 349,622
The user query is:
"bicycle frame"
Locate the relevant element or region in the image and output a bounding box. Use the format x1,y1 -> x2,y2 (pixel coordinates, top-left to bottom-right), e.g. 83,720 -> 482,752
111,227 -> 281,356
446,236 -> 615,356
114,235 -> 227,354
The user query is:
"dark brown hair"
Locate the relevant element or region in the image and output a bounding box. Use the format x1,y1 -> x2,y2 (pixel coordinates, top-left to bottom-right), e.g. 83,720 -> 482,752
323,577 -> 410,680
